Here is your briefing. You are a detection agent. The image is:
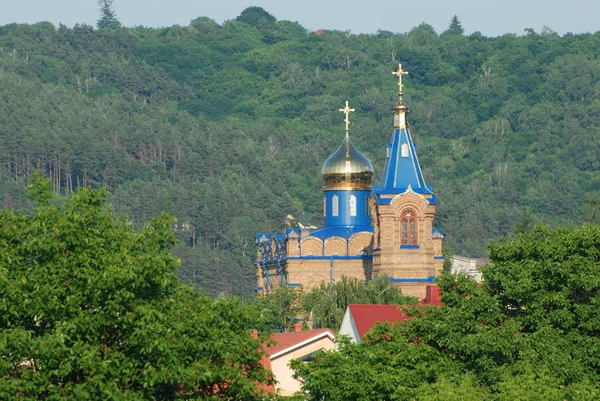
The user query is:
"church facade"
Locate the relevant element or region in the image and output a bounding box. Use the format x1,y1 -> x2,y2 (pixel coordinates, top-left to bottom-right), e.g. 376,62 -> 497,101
255,64 -> 444,298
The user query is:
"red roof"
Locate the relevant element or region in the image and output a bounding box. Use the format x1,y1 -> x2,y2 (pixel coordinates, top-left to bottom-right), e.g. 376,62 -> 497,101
348,304 -> 411,339
267,329 -> 335,357
348,285 -> 443,339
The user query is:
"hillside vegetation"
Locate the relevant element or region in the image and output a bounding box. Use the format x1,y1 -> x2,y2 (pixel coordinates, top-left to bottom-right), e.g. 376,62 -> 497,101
0,8 -> 598,296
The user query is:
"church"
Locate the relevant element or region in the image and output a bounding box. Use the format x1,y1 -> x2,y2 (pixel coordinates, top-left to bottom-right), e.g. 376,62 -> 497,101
255,64 -> 444,298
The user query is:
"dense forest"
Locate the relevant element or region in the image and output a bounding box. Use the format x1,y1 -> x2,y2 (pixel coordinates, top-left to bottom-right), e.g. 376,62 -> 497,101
0,7 -> 598,297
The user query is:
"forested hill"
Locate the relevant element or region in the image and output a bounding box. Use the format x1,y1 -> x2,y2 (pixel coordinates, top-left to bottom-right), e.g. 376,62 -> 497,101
0,8 -> 598,297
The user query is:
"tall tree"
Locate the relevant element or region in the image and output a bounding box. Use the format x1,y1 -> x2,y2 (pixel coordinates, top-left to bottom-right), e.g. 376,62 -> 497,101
0,174 -> 273,399
97,0 -> 121,29
445,14 -> 464,35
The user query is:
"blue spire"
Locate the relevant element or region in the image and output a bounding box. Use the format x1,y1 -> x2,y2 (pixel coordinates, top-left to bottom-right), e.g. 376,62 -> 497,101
375,127 -> 433,195
374,63 -> 433,196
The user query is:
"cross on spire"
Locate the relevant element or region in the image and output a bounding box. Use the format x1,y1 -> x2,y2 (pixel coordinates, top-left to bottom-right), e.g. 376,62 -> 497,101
339,100 -> 355,132
392,63 -> 409,94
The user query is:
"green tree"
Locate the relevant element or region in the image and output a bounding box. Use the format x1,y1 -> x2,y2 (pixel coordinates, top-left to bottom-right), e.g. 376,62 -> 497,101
445,15 -> 465,35
293,225 -> 600,400
582,197 -> 599,223
1,9 -> 600,300
97,0 -> 121,29
236,7 -> 277,28
301,275 -> 417,330
513,210 -> 535,234
245,286 -> 304,333
0,175 -> 273,399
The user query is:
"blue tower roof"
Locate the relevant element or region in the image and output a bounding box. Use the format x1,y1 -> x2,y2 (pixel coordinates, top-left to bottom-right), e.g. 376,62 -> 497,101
374,127 -> 433,195
374,63 -> 433,197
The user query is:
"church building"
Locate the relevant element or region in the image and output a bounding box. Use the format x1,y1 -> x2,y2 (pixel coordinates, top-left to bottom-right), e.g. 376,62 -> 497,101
255,64 -> 444,298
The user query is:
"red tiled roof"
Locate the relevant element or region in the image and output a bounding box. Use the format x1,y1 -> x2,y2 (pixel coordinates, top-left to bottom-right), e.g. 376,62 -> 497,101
348,285 -> 443,339
348,304 -> 411,339
267,329 -> 335,357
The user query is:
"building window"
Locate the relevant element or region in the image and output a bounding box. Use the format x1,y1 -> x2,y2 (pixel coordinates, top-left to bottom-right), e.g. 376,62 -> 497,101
332,195 -> 339,217
366,196 -> 371,216
323,196 -> 326,216
401,143 -> 409,158
401,209 -> 418,245
349,195 -> 357,216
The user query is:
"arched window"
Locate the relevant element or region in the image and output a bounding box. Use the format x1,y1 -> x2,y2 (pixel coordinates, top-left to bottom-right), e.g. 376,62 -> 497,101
401,143 -> 409,158
366,195 -> 371,216
332,195 -> 339,217
401,209 -> 418,245
349,195 -> 357,216
323,196 -> 326,216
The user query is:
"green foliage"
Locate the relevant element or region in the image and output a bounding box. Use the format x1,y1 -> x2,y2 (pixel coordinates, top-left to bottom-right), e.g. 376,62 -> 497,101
302,275 -> 417,329
445,15 -> 465,35
26,171 -> 53,204
236,7 -> 277,28
0,180 -> 273,399
97,0 -> 121,30
513,210 -> 536,234
247,276 -> 416,332
0,11 -> 599,298
244,286 -> 304,333
582,198 -> 599,223
485,225 -> 600,335
293,225 -> 600,399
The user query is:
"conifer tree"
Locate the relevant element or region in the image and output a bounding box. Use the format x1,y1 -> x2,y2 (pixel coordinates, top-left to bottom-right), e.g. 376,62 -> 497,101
446,14 -> 464,35
97,0 -> 120,29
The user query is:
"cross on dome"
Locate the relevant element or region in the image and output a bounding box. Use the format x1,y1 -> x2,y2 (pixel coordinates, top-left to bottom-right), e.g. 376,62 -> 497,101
339,100 -> 355,133
392,63 -> 409,94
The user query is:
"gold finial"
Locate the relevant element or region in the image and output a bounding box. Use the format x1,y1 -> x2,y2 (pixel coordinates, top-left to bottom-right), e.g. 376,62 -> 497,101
392,63 -> 409,95
339,100 -> 355,133
392,63 -> 409,129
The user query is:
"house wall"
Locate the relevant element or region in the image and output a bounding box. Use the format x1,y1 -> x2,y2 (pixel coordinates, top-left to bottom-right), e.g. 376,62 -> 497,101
451,255 -> 485,283
270,337 -> 335,396
338,309 -> 359,344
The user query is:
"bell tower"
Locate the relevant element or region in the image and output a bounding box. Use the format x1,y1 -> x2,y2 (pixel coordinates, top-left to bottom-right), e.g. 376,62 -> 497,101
370,64 -> 444,298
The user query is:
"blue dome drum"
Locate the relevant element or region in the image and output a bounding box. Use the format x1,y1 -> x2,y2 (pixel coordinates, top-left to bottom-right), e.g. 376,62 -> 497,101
323,190 -> 371,227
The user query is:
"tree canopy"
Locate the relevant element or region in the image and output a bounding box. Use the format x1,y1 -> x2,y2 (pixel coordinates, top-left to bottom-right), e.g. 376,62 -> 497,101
97,0 -> 121,29
0,174 -> 273,399
236,7 -> 277,28
293,225 -> 600,400
0,10 -> 598,297
445,15 -> 464,35
246,275 -> 416,332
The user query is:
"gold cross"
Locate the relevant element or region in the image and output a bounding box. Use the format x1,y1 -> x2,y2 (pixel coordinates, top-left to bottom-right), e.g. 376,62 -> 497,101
339,100 -> 355,132
392,63 -> 409,93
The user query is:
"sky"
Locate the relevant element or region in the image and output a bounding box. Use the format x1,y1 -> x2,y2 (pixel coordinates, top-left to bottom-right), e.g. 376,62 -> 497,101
2,0 -> 599,37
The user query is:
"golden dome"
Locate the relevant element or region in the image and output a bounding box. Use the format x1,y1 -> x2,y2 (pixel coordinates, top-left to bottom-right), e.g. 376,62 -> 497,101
321,133 -> 374,190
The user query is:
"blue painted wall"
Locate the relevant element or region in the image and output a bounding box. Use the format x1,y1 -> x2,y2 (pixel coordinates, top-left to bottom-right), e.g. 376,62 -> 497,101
324,189 -> 371,227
